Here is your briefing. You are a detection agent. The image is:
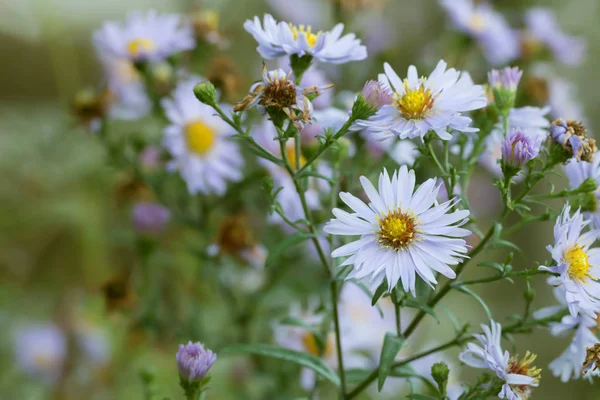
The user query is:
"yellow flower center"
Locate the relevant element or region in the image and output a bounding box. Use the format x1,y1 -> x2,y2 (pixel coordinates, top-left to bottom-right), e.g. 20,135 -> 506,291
33,352 -> 54,369
289,24 -> 321,48
127,38 -> 155,58
377,209 -> 418,250
185,121 -> 216,154
193,10 -> 219,32
469,13 -> 486,32
507,352 -> 541,396
285,147 -> 306,171
565,244 -> 592,283
394,80 -> 435,120
302,332 -> 334,357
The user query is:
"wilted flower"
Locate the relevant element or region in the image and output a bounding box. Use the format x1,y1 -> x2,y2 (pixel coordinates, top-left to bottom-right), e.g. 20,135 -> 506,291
93,10 -> 195,62
71,88 -> 113,131
132,202 -> 171,236
14,324 -> 67,384
244,14 -> 367,64
501,128 -> 543,169
539,204 -> 600,318
525,8 -> 586,66
208,215 -> 267,268
439,0 -> 519,65
459,320 -> 541,399
176,341 -> 216,382
324,167 -> 471,294
488,67 -> 523,92
583,344 -> 600,376
550,118 -> 596,162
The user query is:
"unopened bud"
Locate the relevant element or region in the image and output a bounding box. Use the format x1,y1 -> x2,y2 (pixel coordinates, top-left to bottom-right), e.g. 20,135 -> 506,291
577,177 -> 599,194
194,81 -> 218,106
431,362 -> 450,395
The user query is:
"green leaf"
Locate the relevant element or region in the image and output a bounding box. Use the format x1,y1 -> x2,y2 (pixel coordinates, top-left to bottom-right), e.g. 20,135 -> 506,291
455,286 -> 493,320
404,298 -> 439,322
371,280 -> 388,306
265,232 -> 314,267
477,261 -> 504,274
297,170 -> 336,185
222,344 -> 340,387
378,333 -> 405,391
391,365 -> 439,394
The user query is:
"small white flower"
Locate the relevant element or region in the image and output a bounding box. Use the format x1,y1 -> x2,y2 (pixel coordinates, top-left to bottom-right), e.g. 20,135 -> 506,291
14,324 -> 66,384
539,204 -> 600,317
93,10 -> 195,62
355,60 -> 487,141
162,78 -> 243,195
565,152 -> 600,228
459,320 -> 541,400
244,14 -> 367,64
324,167 -> 471,294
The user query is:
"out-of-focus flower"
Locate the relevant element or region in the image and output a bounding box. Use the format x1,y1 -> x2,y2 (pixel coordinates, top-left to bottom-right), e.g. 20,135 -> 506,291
355,61 -> 486,141
71,88 -> 113,131
355,13 -> 396,56
459,320 -> 541,399
139,146 -> 161,170
244,14 -> 367,64
501,128 -> 543,169
524,8 -> 586,66
206,57 -> 245,103
93,10 -> 195,62
162,78 -> 244,195
539,204 -> 600,318
75,322 -> 111,366
565,152 -> 600,227
102,275 -> 136,312
488,67 -> 523,93
189,9 -> 228,48
208,215 -> 267,268
267,0 -> 325,27
176,341 -> 216,382
550,119 -> 596,163
438,0 -> 519,65
14,324 -> 66,384
334,0 -> 387,12
132,202 -> 171,236
325,167 -> 470,294
528,64 -> 585,121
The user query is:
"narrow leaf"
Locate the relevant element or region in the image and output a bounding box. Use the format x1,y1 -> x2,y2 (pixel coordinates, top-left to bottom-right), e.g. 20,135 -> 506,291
371,280 -> 388,306
404,298 -> 439,322
455,286 -> 493,320
378,333 -> 405,391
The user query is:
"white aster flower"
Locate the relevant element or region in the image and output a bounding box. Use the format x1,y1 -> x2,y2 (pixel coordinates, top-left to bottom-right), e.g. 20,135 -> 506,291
14,324 -> 67,384
459,320 -> 541,400
93,10 -> 195,62
355,61 -> 487,141
324,167 -> 471,294
162,78 -> 243,195
565,152 -> 600,228
244,14 -> 367,64
539,204 -> 600,317
439,0 -> 520,65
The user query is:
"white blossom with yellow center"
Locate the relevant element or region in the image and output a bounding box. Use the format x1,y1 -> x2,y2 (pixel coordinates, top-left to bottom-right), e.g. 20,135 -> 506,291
324,166 -> 471,295
354,60 -> 487,142
540,204 -> 600,318
14,324 -> 66,383
244,14 -> 367,64
162,78 -> 243,195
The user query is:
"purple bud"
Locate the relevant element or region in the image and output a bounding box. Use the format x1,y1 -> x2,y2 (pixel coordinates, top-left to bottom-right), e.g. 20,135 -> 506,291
501,128 -> 543,167
132,202 -> 171,236
361,80 -> 393,110
176,341 -> 216,382
488,67 -> 523,92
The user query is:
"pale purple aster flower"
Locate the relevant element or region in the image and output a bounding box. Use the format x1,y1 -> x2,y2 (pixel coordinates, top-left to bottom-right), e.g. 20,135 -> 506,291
488,67 -> 523,92
244,14 -> 367,64
361,80 -> 393,110
176,341 -> 216,382
501,128 -> 543,168
93,10 -> 195,62
565,152 -> 600,228
14,324 -> 66,384
525,7 -> 586,66
355,60 -> 487,141
132,202 -> 171,235
439,0 -> 520,65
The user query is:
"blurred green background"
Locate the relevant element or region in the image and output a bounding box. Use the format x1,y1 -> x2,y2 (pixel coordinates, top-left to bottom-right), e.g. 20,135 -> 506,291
1,0 -> 599,399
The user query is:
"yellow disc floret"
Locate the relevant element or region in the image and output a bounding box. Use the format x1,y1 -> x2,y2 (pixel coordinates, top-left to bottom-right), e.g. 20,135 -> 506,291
377,209 -> 418,250
302,332 -> 334,357
394,80 -> 436,120
564,244 -> 592,282
127,38 -> 155,58
285,147 -> 306,171
185,120 -> 216,155
289,24 -> 321,48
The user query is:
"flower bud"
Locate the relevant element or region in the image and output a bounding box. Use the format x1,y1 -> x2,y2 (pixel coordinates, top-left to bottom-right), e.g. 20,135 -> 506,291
361,80 -> 393,110
194,81 -> 218,106
550,118 -> 597,162
577,177 -> 599,194
132,202 -> 171,236
488,67 -> 522,113
501,129 -> 543,174
431,361 -> 450,395
176,341 -> 216,383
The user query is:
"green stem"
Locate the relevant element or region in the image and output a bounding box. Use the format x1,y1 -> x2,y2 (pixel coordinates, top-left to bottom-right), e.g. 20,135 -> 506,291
453,268 -> 554,287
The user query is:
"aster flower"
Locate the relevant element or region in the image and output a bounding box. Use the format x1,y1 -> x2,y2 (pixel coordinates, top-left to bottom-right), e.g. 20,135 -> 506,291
539,204 -> 600,318
459,320 -> 541,400
176,341 -> 216,382
93,10 -> 195,62
525,8 -> 586,67
234,65 -> 331,127
244,14 -> 367,64
207,215 -> 267,269
162,78 -> 244,195
501,128 -> 543,169
564,152 -> 600,228
14,324 -> 66,384
439,0 -> 519,65
355,60 -> 487,141
132,202 -> 171,236
550,118 -> 596,163
324,167 -> 471,294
